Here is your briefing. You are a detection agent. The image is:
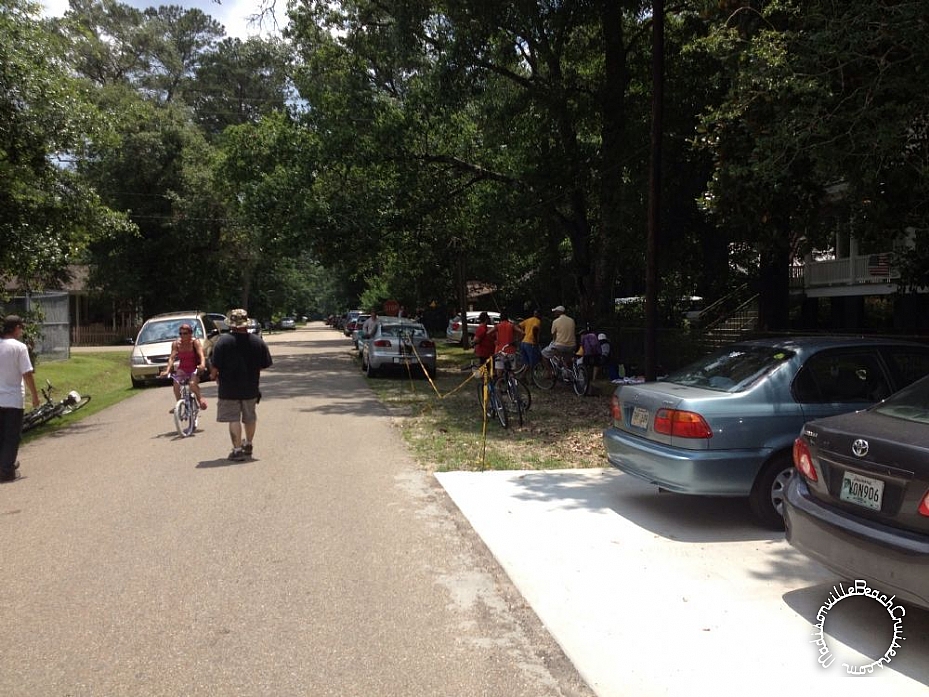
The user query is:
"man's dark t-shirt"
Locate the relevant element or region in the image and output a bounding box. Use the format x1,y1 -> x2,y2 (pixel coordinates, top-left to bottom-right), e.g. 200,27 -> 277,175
211,331 -> 272,400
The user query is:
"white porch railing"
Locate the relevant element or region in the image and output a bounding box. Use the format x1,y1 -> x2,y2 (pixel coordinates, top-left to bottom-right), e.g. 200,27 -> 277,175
791,252 -> 898,289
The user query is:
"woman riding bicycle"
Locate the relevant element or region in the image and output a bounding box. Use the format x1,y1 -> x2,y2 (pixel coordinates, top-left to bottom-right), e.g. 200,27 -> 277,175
163,324 -> 207,411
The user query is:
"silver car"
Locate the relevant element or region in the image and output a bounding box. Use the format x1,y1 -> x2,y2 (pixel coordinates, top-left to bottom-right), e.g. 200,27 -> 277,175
602,337 -> 929,528
129,311 -> 221,388
361,321 -> 437,378
446,311 -> 500,344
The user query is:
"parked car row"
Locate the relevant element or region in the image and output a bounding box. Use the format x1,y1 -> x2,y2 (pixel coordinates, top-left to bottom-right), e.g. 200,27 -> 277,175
603,335 -> 929,608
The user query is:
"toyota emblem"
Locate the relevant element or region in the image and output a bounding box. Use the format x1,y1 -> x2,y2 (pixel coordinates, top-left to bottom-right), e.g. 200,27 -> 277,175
852,439 -> 869,457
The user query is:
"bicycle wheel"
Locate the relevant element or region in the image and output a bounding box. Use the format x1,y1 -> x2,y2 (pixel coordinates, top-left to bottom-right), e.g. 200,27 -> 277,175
61,394 -> 91,415
496,377 -> 530,426
531,361 -> 556,390
185,398 -> 200,436
490,388 -> 509,429
173,399 -> 188,436
572,363 -> 589,396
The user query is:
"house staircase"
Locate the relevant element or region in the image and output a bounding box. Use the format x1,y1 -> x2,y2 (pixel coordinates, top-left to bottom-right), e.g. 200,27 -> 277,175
694,284 -> 759,349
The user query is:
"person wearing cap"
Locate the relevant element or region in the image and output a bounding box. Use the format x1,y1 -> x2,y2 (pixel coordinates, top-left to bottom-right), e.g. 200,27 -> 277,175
541,305 -> 577,375
164,323 -> 207,411
0,315 -> 40,482
209,309 -> 272,461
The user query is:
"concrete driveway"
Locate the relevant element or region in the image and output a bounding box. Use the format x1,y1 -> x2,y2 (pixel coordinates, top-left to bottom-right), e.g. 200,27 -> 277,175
437,468 -> 929,696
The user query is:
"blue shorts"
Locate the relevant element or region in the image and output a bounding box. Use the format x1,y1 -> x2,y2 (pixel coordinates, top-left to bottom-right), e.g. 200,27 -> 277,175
519,342 -> 541,367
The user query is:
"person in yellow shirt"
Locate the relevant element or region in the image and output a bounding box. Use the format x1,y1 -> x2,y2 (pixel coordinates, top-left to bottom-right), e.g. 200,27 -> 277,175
517,308 -> 542,370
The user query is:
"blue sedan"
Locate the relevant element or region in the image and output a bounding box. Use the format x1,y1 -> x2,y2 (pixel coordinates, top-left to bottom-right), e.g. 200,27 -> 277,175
602,337 -> 929,528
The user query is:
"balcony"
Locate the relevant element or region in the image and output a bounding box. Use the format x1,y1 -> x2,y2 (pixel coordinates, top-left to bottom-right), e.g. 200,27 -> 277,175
790,252 -> 898,297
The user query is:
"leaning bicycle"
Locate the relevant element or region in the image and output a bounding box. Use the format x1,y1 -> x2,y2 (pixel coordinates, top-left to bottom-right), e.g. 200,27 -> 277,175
494,350 -> 531,427
470,358 -> 509,429
169,371 -> 200,437
532,347 -> 589,396
22,380 -> 92,433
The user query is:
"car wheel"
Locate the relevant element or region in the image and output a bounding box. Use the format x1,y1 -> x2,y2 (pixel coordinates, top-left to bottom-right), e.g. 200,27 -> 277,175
131,377 -> 144,389
749,453 -> 794,530
365,358 -> 378,378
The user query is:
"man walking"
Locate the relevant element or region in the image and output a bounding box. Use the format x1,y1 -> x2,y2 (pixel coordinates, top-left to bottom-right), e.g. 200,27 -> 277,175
209,308 -> 272,461
0,315 -> 40,482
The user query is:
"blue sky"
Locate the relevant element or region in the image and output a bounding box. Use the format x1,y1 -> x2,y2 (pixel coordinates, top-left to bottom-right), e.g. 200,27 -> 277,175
40,0 -> 282,40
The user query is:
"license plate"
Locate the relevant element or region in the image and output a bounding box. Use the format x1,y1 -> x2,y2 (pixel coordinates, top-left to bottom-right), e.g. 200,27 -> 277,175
393,356 -> 414,364
840,471 -> 884,511
631,406 -> 649,429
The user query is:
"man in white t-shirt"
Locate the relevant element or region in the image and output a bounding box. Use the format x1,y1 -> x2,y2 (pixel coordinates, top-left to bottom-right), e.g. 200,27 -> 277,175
361,310 -> 380,338
0,315 -> 40,482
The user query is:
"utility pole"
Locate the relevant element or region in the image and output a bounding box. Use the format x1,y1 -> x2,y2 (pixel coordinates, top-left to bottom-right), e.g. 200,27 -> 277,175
645,0 -> 665,381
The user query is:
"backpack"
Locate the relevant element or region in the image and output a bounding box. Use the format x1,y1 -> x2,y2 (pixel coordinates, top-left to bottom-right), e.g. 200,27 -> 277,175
580,332 -> 601,357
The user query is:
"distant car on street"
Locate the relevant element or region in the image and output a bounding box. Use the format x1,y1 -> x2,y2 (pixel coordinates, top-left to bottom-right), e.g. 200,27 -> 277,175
279,317 -> 296,330
603,336 -> 929,528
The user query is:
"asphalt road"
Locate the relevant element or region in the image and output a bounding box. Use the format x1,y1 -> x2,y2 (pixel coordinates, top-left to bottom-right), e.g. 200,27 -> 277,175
1,327 -> 593,697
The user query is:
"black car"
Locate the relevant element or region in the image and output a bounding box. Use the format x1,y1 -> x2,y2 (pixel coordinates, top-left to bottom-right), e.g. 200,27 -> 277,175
785,373 -> 929,609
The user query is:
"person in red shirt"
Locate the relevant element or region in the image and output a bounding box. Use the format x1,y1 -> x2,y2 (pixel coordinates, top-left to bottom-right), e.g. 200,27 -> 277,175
493,311 -> 524,377
472,311 -> 496,363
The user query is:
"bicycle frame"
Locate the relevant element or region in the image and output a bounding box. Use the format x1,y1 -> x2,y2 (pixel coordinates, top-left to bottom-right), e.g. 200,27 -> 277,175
494,351 -> 531,426
532,349 -> 589,396
473,358 -> 509,429
171,371 -> 200,437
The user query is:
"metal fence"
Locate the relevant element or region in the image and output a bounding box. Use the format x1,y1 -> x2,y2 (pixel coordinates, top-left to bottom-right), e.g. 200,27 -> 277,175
4,292 -> 71,362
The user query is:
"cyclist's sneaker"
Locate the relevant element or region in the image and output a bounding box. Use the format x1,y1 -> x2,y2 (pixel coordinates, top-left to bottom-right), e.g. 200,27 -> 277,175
228,448 -> 245,461
242,442 -> 253,457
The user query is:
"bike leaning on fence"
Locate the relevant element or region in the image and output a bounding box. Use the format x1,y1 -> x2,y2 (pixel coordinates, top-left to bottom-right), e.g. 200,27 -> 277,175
494,349 -> 532,426
169,371 -> 200,437
22,380 -> 92,433
532,347 -> 589,396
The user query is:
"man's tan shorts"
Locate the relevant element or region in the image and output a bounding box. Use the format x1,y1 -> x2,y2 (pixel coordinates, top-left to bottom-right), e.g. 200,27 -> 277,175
216,398 -> 258,424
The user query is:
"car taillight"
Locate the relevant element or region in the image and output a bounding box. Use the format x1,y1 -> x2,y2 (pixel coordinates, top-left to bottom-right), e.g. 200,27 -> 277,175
653,408 -> 712,439
792,437 -> 818,482
610,394 -> 622,421
374,339 -> 391,347
419,340 -> 435,348
918,491 -> 929,517
452,321 -> 461,330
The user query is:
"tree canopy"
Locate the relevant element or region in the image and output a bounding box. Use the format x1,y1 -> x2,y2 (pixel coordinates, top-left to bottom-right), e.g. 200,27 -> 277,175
2,0 -> 927,333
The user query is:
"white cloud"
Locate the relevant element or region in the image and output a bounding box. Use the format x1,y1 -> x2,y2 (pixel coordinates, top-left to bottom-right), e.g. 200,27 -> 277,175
39,0 -> 281,41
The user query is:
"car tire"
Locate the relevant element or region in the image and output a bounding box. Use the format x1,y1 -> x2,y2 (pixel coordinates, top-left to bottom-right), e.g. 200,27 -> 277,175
749,452 -> 794,530
131,377 -> 144,389
365,359 -> 378,378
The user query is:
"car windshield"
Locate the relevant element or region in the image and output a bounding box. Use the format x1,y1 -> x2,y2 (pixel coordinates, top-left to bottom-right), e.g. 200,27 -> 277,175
872,376 -> 929,423
664,345 -> 794,393
137,319 -> 204,345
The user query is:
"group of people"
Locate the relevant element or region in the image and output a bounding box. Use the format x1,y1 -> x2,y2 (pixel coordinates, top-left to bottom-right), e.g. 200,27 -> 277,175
471,305 -> 617,381
170,308 -> 273,462
2,308 -> 273,483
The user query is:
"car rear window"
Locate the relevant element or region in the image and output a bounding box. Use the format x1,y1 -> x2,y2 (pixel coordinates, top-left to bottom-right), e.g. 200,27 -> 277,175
664,346 -> 794,393
872,374 -> 929,423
